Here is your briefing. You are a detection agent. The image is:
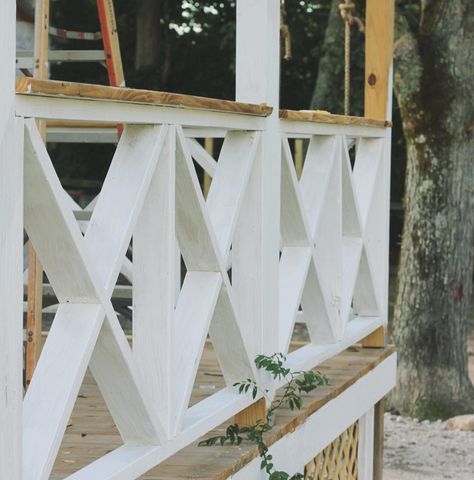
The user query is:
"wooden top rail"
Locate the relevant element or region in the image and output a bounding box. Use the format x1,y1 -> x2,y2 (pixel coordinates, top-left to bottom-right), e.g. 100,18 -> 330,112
280,109 -> 391,128
16,78 -> 273,117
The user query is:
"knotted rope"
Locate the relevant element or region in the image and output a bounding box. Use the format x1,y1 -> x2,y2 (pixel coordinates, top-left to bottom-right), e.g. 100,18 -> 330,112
339,1 -> 365,115
281,0 -> 292,61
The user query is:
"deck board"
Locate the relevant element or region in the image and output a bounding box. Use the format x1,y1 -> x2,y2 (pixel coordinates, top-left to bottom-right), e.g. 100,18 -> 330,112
51,341 -> 393,479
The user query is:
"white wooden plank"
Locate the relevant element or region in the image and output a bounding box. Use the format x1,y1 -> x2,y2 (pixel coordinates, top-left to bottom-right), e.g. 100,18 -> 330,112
352,138 -> 384,228
341,237 -> 363,326
209,285 -> 257,386
358,407 -> 375,480
23,119 -> 99,302
280,137 -> 312,246
23,304 -> 105,480
230,354 -> 396,479
173,272 -> 222,433
278,247 -> 311,352
186,137 -> 217,177
175,127 -> 222,271
300,135 -> 337,240
133,127 -> 176,438
235,0 -> 281,359
206,131 -> 260,258
0,115 -> 23,480
15,95 -> 266,131
341,136 -> 363,238
89,311 -> 165,444
301,259 -> 337,344
353,247 -> 380,316
85,124 -> 167,297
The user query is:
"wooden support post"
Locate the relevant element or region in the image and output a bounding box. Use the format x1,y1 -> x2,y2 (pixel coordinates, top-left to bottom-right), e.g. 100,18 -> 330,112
0,1 -> 22,477
363,2 -> 394,478
203,137 -> 213,198
234,0 -> 281,425
294,139 -> 303,180
26,0 -> 50,387
373,399 -> 385,480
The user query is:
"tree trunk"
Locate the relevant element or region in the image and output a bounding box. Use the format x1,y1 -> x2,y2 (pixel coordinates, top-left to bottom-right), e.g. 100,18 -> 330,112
135,0 -> 171,87
391,1 -> 474,419
309,0 -> 344,112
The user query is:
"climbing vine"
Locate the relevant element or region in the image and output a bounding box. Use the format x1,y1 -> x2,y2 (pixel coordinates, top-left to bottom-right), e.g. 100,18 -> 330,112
199,353 -> 328,480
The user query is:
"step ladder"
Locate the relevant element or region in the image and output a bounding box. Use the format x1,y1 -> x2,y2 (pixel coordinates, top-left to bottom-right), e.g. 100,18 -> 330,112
24,0 -> 125,388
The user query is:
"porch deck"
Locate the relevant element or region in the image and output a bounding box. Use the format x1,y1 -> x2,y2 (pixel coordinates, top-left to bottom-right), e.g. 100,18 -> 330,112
51,342 -> 394,479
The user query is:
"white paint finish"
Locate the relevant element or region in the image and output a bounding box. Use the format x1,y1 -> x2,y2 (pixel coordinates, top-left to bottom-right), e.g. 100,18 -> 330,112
209,286 -> 256,386
358,406 -> 375,480
85,125 -> 167,297
23,304 -> 105,480
0,115 -> 23,480
278,247 -> 311,352
186,137 -> 217,176
133,127 -> 176,438
23,120 -> 99,303
47,126 -> 118,144
15,94 -> 266,130
280,119 -> 386,138
341,237 -> 363,326
230,354 -> 396,479
173,272 -> 222,433
207,131 -> 260,258
280,137 -> 312,246
235,0 -> 281,359
175,127 -> 222,271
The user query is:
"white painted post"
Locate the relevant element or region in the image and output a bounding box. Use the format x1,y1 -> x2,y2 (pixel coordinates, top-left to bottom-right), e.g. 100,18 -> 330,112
0,1 -> 23,478
358,407 -> 375,480
234,0 -> 281,359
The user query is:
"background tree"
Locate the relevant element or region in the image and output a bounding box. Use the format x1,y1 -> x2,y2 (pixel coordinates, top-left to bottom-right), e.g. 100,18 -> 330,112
391,0 -> 474,419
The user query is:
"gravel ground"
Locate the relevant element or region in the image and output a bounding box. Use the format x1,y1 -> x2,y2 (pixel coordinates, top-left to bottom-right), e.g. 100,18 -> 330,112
383,413 -> 474,480
383,329 -> 474,480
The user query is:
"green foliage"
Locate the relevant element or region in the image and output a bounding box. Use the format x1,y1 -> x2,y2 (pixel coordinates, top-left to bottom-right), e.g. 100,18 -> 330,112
199,353 -> 328,480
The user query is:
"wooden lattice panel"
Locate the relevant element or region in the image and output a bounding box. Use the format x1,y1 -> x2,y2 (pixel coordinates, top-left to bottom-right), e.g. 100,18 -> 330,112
305,421 -> 359,480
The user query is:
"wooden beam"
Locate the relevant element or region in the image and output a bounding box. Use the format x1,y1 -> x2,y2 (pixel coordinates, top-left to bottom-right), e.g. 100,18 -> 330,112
373,399 -> 385,480
15,78 -> 273,117
362,326 -> 385,348
280,109 -> 391,128
234,398 -> 266,427
364,0 -> 395,120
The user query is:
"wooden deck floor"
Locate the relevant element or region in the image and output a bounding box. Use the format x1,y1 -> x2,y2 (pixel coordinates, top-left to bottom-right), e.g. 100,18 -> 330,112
51,342 -> 394,479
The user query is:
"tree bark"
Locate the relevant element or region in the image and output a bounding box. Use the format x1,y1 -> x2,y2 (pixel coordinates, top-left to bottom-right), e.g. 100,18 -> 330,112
309,0 -> 345,112
391,1 -> 474,419
135,0 -> 172,87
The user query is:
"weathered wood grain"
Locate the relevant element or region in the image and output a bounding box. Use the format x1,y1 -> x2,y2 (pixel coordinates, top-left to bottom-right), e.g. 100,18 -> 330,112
15,78 -> 273,117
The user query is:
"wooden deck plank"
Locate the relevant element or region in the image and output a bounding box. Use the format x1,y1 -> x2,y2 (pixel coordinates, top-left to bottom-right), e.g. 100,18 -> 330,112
50,341 -> 393,479
15,78 -> 273,117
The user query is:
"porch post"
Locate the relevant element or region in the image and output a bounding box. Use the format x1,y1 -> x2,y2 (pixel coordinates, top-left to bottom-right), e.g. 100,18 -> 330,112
0,1 -> 23,478
234,0 -> 281,424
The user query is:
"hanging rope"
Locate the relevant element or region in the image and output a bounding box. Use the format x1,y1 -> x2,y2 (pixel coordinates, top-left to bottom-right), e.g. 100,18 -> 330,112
280,0 -> 292,61
339,1 -> 365,115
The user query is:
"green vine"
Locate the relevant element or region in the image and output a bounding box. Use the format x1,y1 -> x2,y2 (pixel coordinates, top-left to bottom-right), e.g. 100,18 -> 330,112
199,353 -> 328,480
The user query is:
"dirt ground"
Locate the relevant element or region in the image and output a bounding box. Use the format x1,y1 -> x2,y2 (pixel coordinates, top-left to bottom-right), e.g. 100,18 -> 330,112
383,329 -> 474,480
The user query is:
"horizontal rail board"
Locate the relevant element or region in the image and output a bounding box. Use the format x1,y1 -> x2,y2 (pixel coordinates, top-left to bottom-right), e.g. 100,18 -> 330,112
16,78 -> 273,117
280,109 -> 391,128
15,95 -> 267,130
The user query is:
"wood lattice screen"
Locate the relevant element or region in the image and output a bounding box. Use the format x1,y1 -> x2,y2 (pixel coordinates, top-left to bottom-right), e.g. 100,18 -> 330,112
305,421 -> 359,480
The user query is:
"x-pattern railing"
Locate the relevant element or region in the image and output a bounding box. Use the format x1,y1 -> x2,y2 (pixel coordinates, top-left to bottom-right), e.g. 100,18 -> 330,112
19,110 -> 388,480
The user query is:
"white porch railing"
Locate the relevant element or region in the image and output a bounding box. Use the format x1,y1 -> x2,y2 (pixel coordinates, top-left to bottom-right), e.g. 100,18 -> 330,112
0,1 -> 395,479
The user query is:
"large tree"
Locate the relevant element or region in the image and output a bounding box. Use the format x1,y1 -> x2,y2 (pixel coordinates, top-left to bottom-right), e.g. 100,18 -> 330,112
391,0 -> 474,419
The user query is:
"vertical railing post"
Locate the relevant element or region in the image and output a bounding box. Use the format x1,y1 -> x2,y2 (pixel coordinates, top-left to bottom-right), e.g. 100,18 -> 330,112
233,0 -> 281,424
363,2 -> 395,480
0,1 -> 23,478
